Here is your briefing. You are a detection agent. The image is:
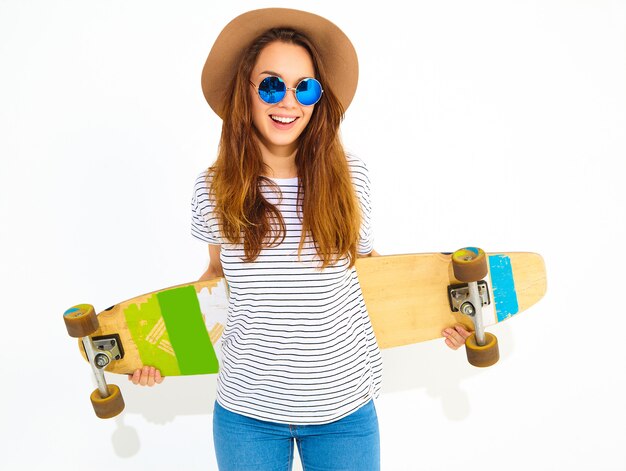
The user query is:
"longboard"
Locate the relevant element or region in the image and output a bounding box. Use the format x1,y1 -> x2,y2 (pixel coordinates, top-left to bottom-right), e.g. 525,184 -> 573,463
63,249 -> 546,417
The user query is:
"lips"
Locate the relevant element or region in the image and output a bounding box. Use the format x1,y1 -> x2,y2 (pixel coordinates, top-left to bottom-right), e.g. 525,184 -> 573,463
268,114 -> 299,130
270,115 -> 298,124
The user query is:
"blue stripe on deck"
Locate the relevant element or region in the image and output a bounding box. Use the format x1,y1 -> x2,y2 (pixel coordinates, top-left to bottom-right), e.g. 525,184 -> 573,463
488,255 -> 519,322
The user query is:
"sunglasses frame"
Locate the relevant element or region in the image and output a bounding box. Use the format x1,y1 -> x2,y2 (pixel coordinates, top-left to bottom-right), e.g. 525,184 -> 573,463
249,75 -> 324,106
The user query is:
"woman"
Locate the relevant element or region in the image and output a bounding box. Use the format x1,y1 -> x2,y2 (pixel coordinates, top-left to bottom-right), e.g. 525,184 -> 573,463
130,8 -> 471,470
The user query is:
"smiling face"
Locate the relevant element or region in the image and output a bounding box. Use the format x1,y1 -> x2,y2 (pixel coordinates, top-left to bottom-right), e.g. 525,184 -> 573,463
249,41 -> 317,160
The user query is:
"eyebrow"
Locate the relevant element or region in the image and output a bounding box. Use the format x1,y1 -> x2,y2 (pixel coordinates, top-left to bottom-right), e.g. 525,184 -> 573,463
258,70 -> 312,83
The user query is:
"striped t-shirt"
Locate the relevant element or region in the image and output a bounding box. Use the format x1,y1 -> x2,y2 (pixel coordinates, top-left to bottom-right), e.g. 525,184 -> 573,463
190,154 -> 383,425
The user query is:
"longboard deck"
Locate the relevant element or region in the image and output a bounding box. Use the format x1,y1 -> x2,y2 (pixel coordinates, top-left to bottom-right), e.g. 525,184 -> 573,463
79,252 -> 546,375
357,252 -> 546,348
79,277 -> 230,376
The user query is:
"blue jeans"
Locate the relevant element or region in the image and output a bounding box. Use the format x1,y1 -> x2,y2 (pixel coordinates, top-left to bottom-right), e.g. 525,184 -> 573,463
213,400 -> 380,471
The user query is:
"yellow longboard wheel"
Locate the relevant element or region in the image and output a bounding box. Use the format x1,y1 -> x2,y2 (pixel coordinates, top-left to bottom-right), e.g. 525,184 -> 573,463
451,247 -> 488,282
465,332 -> 499,367
63,304 -> 99,338
90,384 -> 125,419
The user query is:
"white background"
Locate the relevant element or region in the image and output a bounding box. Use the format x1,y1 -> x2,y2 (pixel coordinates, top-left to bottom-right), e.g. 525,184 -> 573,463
1,1 -> 625,470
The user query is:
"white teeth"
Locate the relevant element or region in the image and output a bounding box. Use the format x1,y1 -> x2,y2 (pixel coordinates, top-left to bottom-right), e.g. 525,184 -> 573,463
271,115 -> 297,124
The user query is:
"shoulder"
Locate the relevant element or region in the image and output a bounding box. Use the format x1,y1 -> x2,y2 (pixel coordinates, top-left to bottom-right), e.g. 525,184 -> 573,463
345,153 -> 371,189
192,169 -> 216,208
346,152 -> 369,173
193,168 -> 214,193
194,168 -> 213,184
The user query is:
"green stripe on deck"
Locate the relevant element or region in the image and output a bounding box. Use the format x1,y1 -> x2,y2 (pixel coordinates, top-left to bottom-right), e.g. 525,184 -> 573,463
156,286 -> 219,375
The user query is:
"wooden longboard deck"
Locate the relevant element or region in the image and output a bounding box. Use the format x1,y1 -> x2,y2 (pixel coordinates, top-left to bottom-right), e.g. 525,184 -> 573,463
78,252 -> 546,376
79,277 -> 230,376
357,252 -> 546,349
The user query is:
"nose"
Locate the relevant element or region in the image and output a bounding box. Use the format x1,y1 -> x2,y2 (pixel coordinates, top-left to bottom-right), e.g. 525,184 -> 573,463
279,87 -> 299,108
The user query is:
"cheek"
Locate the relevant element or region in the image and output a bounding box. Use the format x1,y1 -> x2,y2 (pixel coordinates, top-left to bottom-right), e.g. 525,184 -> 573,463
250,101 -> 267,129
301,107 -> 315,128
249,89 -> 265,119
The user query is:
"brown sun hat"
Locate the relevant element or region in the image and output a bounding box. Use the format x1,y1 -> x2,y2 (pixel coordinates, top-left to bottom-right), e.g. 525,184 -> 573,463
201,8 -> 359,119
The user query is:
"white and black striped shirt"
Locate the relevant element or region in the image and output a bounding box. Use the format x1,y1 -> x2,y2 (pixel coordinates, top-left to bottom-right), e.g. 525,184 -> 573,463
191,154 -> 383,425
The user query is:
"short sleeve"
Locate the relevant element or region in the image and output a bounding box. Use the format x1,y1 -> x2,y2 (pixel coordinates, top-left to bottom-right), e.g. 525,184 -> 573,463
347,154 -> 374,255
191,171 -> 221,244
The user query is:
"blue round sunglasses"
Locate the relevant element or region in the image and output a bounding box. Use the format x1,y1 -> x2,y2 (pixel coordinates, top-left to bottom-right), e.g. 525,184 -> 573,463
250,76 -> 323,106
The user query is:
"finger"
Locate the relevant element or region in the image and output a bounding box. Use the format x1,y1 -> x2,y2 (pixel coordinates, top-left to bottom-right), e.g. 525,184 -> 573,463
442,330 -> 457,349
155,369 -> 164,384
443,328 -> 465,347
444,337 -> 459,350
451,327 -> 467,345
147,367 -> 156,387
130,369 -> 141,385
454,324 -> 472,339
139,366 -> 150,386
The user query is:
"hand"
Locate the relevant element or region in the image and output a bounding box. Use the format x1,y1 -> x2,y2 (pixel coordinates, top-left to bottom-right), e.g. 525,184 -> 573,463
442,324 -> 472,350
127,366 -> 164,386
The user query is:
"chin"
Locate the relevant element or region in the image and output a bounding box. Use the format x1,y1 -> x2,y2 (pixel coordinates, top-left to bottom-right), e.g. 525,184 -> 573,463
270,137 -> 300,147
265,131 -> 303,147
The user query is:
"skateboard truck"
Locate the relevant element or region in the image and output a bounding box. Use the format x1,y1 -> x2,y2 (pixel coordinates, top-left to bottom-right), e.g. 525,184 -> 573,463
63,304 -> 125,418
86,335 -> 124,368
82,336 -> 114,397
450,248 -> 499,367
448,281 -> 490,315
448,281 -> 490,346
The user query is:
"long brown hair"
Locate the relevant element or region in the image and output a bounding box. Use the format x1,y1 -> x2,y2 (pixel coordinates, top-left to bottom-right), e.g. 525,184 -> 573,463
208,28 -> 362,269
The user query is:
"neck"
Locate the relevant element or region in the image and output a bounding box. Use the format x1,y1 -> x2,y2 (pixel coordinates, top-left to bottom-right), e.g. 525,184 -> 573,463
257,139 -> 298,179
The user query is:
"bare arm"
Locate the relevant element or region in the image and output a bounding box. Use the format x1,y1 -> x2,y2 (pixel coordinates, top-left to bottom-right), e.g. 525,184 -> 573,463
357,249 -> 381,258
199,244 -> 224,280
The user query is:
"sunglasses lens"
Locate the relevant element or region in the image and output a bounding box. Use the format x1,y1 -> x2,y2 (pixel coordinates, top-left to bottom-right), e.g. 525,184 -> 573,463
296,78 -> 323,106
258,76 -> 286,104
